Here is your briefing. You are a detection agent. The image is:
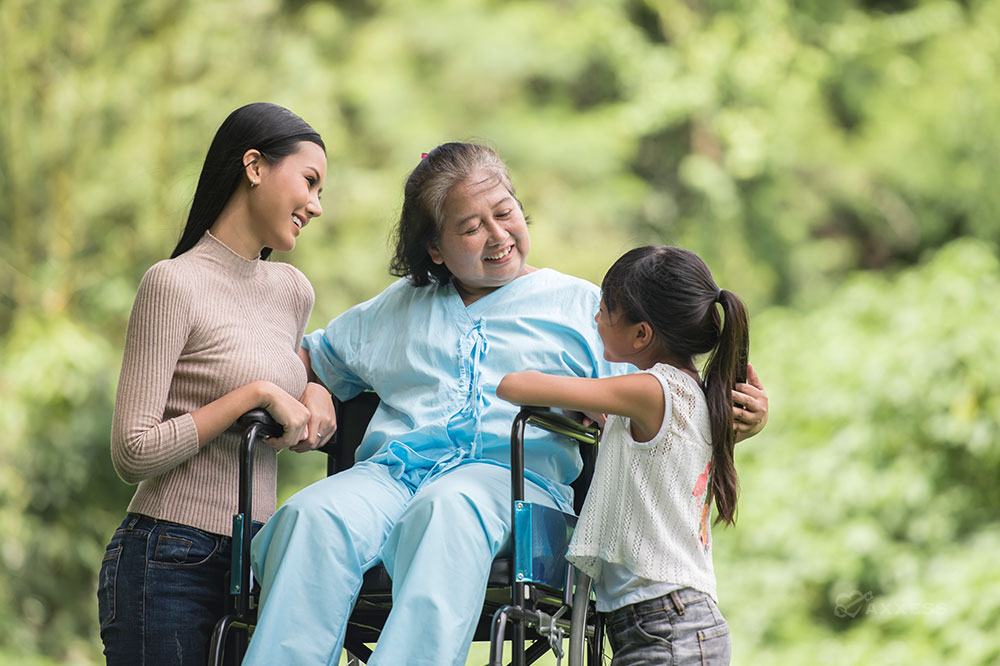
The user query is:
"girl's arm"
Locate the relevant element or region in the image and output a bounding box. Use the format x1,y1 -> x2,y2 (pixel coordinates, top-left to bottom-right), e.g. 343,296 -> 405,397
497,370 -> 665,442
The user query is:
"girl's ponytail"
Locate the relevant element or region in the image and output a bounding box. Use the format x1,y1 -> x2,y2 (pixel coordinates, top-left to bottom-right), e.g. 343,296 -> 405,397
702,289 -> 749,526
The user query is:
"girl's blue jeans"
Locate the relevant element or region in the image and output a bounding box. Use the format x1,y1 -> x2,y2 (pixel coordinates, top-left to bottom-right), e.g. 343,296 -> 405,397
97,513 -> 257,666
603,587 -> 731,665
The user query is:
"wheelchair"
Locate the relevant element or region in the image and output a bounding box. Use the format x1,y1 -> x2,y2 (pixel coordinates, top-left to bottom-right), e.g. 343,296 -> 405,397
208,393 -> 605,666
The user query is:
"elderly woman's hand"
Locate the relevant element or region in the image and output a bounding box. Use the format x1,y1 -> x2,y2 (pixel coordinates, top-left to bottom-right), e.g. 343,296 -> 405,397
733,363 -> 768,443
290,382 -> 337,453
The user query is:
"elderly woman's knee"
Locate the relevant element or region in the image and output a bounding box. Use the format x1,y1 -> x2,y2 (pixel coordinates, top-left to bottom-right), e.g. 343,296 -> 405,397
276,480 -> 354,525
395,476 -> 508,552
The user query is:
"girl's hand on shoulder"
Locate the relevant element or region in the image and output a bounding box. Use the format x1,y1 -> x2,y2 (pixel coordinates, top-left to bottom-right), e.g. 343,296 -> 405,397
733,363 -> 768,442
258,382 -> 311,451
290,382 -> 337,453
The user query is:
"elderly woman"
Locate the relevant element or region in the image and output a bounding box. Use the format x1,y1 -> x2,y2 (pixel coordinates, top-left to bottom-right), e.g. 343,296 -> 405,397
243,143 -> 768,665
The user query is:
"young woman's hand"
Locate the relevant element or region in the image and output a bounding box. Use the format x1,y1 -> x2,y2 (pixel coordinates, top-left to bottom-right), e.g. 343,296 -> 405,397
290,382 -> 337,453
258,382 -> 312,451
733,363 -> 768,442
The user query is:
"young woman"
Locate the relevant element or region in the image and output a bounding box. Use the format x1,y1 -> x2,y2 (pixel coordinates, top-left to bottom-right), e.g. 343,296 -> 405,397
499,245 -> 753,665
98,102 -> 335,665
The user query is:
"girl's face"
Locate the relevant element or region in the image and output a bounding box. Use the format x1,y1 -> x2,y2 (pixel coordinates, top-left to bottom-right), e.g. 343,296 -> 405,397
248,141 -> 326,253
595,299 -> 635,364
428,169 -> 531,304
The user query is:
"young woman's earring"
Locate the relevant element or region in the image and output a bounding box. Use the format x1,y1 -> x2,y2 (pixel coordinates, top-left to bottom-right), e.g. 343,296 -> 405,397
245,157 -> 260,189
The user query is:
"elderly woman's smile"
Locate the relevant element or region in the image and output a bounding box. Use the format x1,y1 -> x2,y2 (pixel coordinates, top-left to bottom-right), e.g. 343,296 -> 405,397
485,245 -> 514,262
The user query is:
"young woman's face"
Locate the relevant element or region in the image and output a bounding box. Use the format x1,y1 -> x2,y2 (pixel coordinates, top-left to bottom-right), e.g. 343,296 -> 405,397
428,169 -> 531,303
249,141 -> 326,253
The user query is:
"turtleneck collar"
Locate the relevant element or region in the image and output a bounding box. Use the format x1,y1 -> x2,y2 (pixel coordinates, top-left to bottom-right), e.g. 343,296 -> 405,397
190,230 -> 262,278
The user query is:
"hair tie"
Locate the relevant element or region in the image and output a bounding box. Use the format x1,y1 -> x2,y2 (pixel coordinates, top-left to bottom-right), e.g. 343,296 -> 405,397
715,288 -> 724,303
420,152 -> 429,160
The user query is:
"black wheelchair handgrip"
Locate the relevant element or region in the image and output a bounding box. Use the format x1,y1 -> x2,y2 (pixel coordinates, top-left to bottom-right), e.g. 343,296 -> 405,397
236,409 -> 285,439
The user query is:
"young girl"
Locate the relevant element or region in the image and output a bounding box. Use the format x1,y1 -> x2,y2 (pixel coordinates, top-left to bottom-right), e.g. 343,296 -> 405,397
98,103 -> 336,665
497,245 -> 750,665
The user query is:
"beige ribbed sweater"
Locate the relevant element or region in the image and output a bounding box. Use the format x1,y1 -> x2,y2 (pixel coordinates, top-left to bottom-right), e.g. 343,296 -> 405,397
111,231 -> 313,535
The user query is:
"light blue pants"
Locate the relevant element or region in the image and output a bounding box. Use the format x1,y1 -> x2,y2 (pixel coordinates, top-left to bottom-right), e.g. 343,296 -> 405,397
243,459 -> 562,666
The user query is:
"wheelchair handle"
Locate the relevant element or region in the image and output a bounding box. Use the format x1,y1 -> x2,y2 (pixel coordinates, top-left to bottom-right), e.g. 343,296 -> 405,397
236,408 -> 284,438
208,409 -> 284,664
509,406 -> 600,502
522,408 -> 601,445
230,409 -> 283,619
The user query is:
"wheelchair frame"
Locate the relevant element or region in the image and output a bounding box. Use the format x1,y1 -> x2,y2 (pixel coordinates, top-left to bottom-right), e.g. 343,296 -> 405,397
488,407 -> 605,666
207,409 -> 283,665
208,395 -> 605,666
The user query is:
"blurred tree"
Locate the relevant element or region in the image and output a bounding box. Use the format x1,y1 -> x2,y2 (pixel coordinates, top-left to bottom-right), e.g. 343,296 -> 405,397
716,238 -> 1000,664
0,314 -> 123,661
3,0 -> 999,332
1,0 -> 997,662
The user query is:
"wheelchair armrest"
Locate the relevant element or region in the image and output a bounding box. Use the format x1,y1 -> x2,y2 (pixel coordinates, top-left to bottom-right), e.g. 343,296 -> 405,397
520,407 -> 600,445
236,408 -> 284,439
509,407 -> 601,506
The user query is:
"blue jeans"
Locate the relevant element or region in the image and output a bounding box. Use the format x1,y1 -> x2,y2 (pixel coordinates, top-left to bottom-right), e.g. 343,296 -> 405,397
603,588 -> 731,665
97,513 -> 255,666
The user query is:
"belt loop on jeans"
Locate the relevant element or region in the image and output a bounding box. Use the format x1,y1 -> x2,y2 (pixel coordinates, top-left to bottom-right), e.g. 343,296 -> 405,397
669,590 -> 686,615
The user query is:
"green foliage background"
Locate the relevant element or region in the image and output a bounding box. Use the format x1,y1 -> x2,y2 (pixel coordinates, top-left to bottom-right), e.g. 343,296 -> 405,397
1,0 -> 997,663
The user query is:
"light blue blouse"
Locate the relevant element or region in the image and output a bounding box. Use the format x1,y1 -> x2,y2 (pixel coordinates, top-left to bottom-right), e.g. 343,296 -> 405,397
593,560 -> 682,612
302,268 -> 627,507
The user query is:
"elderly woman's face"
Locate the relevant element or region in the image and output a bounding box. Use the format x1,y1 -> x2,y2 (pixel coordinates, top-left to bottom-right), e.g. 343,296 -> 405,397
429,169 -> 531,304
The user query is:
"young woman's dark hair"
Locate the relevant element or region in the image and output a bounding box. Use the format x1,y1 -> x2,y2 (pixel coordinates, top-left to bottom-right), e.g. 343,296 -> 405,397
389,142 -> 520,286
601,245 -> 749,525
171,102 -> 325,260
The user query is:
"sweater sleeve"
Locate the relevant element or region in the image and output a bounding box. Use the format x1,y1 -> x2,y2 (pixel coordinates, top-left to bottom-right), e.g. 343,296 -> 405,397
110,262 -> 200,484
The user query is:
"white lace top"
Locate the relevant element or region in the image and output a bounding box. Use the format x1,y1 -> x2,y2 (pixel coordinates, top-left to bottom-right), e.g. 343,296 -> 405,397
566,363 -> 718,602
